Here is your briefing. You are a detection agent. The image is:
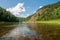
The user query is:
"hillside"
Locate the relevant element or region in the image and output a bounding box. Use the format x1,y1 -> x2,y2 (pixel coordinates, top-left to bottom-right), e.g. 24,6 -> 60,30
25,2 -> 60,23
0,7 -> 25,22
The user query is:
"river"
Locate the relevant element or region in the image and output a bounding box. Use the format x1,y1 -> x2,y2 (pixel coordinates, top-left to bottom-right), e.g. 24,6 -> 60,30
0,23 -> 60,40
0,23 -> 39,40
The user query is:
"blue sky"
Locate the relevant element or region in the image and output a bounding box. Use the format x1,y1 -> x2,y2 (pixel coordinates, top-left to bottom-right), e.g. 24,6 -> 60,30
0,0 -> 60,17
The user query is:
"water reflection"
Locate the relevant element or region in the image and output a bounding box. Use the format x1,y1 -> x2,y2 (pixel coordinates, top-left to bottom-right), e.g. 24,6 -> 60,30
29,23 -> 60,40
1,23 -> 60,40
1,23 -> 39,40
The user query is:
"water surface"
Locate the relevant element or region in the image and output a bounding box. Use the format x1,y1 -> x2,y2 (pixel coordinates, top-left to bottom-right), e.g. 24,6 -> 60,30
1,23 -> 39,40
0,23 -> 60,40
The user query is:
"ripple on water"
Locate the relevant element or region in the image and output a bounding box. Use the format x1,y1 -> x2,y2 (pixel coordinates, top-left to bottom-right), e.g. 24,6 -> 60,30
1,24 -> 39,40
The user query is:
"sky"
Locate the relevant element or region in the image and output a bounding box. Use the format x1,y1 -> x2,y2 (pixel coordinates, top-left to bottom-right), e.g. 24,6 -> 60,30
0,0 -> 60,18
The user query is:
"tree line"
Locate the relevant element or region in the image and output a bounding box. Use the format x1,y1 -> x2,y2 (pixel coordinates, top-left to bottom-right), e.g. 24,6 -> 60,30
0,7 -> 19,22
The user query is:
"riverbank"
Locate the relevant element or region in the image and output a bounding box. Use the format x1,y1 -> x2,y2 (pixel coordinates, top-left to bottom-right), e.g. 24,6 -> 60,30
0,27 -> 15,37
0,22 -> 19,26
0,22 -> 19,37
24,19 -> 60,24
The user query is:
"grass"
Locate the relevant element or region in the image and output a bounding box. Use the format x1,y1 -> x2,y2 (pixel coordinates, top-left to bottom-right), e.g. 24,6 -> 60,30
37,19 -> 60,24
0,22 -> 19,26
25,19 -> 60,24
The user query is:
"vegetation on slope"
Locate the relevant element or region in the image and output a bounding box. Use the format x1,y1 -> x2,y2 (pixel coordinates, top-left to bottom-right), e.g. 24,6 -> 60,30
0,7 -> 19,22
25,2 -> 60,23
0,7 -> 25,22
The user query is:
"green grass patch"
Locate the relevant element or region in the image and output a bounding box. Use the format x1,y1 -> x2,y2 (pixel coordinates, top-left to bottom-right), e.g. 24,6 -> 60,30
37,19 -> 60,24
0,22 -> 19,26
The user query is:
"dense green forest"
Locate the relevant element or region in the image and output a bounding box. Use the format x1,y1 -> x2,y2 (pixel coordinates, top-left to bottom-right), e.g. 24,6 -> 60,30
25,2 -> 60,22
0,7 -> 25,22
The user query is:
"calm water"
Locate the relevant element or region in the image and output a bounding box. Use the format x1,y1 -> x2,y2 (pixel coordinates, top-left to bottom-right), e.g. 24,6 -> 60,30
0,23 -> 60,40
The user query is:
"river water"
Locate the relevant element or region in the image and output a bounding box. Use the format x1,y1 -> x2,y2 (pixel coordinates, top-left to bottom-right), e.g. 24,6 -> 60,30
1,23 -> 39,40
0,23 -> 60,40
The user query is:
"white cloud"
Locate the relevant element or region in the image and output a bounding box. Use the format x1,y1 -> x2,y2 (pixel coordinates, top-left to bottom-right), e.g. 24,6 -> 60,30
17,14 -> 30,18
33,11 -> 36,13
33,6 -> 43,14
6,3 -> 26,17
39,6 -> 43,8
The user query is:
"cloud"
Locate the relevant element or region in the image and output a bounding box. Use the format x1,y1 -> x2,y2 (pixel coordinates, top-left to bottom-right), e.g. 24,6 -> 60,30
6,3 -> 26,17
33,11 -> 36,13
16,13 -> 30,18
33,6 -> 43,14
39,6 -> 43,8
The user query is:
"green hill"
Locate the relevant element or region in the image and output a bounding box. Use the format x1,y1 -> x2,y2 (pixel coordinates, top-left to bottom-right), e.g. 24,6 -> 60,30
0,7 -> 25,22
25,2 -> 60,23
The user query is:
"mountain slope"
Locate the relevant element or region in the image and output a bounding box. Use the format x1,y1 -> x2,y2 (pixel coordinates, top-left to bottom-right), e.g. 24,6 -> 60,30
25,2 -> 60,23
0,7 -> 25,22
0,7 -> 19,22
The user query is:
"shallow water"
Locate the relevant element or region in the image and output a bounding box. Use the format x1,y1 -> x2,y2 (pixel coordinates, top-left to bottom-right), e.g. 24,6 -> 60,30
1,23 -> 39,40
0,23 -> 60,40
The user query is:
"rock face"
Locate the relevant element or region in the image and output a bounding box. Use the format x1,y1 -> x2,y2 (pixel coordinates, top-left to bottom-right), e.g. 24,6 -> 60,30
25,2 -> 60,22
